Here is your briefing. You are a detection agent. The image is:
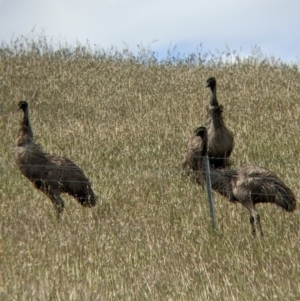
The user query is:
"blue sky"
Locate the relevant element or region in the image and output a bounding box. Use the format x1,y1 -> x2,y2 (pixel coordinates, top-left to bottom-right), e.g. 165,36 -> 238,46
1,0 -> 300,62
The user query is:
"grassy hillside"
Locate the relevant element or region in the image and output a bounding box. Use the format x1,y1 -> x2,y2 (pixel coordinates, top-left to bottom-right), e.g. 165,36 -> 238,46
1,38 -> 300,300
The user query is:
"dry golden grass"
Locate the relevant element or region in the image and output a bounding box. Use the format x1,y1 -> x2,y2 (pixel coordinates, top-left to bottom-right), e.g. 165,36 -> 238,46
1,38 -> 300,300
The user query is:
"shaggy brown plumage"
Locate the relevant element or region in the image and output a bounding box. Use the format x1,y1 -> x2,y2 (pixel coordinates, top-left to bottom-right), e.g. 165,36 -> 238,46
190,126 -> 296,236
182,126 -> 207,182
15,101 -> 97,219
205,77 -> 234,168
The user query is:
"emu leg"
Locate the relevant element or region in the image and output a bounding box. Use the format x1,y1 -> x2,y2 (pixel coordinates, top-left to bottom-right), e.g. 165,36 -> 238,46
43,184 -> 65,219
243,201 -> 261,237
249,215 -> 256,236
243,201 -> 256,236
47,194 -> 65,219
255,213 -> 263,237
249,209 -> 263,237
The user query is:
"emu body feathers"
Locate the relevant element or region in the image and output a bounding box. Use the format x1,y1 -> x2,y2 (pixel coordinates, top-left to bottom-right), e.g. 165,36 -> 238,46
15,101 -> 96,218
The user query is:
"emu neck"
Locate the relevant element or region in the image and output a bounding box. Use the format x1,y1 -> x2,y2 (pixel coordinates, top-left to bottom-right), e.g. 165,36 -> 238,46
17,108 -> 34,146
209,85 -> 218,106
207,107 -> 225,129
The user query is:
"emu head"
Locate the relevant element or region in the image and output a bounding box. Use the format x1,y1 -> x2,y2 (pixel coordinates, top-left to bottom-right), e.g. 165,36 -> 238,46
194,126 -> 206,138
18,101 -> 29,111
194,126 -> 208,155
206,77 -> 216,89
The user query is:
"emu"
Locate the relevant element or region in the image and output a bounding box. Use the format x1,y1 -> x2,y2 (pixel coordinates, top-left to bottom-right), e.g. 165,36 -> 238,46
205,77 -> 234,168
182,126 -> 206,182
189,126 -> 296,236
15,101 -> 97,219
